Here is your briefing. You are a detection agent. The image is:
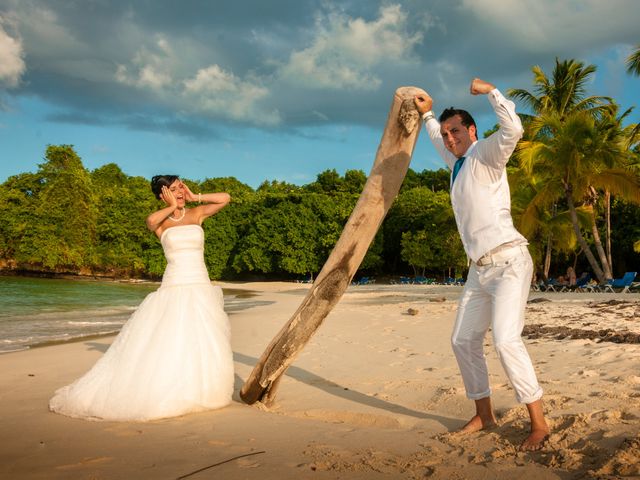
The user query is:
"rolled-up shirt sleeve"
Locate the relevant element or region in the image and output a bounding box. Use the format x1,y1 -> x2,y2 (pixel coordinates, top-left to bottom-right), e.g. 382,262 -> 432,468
424,113 -> 456,170
476,88 -> 524,173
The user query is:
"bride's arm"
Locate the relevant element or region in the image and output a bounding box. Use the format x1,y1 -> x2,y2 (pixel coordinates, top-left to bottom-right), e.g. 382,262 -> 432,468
183,184 -> 231,223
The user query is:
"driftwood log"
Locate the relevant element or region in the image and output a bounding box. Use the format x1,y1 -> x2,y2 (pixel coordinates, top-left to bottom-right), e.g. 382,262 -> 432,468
240,86 -> 427,406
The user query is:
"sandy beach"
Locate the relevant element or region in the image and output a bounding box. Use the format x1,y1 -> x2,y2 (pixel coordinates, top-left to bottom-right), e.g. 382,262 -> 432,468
1,281 -> 639,479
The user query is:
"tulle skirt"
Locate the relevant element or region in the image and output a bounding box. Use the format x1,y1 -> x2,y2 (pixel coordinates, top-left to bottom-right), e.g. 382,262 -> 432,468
49,284 -> 233,421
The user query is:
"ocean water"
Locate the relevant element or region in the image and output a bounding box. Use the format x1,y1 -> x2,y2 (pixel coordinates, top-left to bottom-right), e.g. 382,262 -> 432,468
0,276 -> 263,353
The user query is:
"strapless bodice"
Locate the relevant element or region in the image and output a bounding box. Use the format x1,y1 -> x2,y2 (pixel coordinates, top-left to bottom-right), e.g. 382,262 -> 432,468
160,224 -> 210,287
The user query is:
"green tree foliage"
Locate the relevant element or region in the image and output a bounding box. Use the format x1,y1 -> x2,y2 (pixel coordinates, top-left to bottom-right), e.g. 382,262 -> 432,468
231,190 -> 357,277
91,164 -> 156,275
199,176 -> 254,203
516,106 -> 640,282
304,168 -> 367,195
510,59 -> 640,282
385,187 -> 465,276
610,197 -> 640,274
400,230 -> 430,275
2,137 -> 638,282
232,194 -> 318,275
27,146 -> 97,270
400,168 -> 450,192
0,172 -> 42,264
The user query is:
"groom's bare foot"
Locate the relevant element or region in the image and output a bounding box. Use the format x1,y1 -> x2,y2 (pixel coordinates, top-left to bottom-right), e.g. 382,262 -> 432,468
455,414 -> 498,435
520,428 -> 549,451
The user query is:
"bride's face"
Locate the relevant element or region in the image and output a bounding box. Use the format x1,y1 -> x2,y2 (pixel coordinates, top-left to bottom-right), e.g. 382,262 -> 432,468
168,179 -> 186,207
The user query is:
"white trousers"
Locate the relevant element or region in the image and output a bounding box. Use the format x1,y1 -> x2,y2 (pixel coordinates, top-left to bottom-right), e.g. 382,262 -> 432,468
451,246 -> 543,404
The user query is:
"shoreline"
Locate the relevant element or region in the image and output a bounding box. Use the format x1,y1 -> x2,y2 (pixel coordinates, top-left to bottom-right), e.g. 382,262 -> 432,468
0,279 -> 269,354
0,268 -> 161,283
1,282 -> 639,479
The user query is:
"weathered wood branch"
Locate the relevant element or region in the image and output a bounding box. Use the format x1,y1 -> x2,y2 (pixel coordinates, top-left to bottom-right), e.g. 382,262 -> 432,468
240,86 -> 426,406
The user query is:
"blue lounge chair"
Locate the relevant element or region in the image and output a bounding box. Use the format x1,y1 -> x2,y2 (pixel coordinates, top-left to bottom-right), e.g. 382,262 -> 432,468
560,273 -> 592,292
601,271 -> 637,293
542,278 -> 561,292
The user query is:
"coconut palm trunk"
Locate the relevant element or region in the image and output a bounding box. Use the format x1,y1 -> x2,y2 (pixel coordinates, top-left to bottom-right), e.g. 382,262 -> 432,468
605,190 -> 612,271
565,187 -> 606,282
543,234 -> 552,280
587,207 -> 613,279
240,86 -> 427,406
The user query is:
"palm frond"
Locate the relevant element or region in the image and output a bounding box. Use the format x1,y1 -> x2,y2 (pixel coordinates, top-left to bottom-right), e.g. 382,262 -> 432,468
626,44 -> 640,76
589,169 -> 640,204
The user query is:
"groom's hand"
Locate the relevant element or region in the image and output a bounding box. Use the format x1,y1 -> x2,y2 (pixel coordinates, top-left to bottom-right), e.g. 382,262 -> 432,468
414,93 -> 433,115
470,78 -> 495,95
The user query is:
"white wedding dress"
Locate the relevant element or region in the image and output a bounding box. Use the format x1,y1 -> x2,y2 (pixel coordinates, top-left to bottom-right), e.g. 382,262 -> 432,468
49,224 -> 234,421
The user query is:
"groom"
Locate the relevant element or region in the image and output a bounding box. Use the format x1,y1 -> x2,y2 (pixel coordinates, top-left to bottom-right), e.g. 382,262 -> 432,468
413,78 -> 549,451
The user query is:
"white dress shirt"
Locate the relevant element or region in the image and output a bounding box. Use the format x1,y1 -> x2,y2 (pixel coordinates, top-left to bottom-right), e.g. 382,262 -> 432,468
424,89 -> 526,262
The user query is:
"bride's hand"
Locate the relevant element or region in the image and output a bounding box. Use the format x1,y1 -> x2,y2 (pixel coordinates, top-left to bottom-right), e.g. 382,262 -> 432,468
160,185 -> 178,209
182,182 -> 198,203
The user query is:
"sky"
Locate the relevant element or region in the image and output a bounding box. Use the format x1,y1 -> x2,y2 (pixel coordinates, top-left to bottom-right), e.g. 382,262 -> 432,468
0,0 -> 639,189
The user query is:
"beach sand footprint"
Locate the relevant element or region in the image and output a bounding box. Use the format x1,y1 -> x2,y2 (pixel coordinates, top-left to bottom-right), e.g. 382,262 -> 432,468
591,434 -> 640,477
303,441 -> 444,477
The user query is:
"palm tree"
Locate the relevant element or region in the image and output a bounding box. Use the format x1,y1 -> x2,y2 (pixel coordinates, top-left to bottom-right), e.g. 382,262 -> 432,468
510,162 -> 581,280
516,107 -> 640,283
509,58 -> 611,120
591,105 -> 640,271
626,44 -> 640,76
625,44 -> 640,143
508,60 -> 612,279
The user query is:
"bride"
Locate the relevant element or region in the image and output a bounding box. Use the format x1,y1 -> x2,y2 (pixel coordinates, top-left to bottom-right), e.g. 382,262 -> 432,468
49,175 -> 234,421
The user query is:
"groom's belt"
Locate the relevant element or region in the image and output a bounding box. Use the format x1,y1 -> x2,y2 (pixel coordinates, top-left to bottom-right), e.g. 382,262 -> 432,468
476,244 -> 528,267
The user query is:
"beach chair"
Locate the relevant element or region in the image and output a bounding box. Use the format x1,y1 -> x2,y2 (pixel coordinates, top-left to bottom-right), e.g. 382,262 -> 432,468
531,280 -> 544,292
541,278 -> 561,292
352,276 -> 371,286
399,276 -> 413,284
581,280 -> 602,293
414,276 -> 428,284
601,271 -> 637,293
561,273 -> 592,292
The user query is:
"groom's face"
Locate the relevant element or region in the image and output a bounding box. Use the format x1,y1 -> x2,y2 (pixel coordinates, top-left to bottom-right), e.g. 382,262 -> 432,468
441,114 -> 476,158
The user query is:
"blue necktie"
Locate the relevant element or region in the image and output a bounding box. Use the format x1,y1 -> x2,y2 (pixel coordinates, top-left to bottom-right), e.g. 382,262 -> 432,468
451,156 -> 465,185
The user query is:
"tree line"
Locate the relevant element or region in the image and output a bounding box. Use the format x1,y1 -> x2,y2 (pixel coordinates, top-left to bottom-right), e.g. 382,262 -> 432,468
0,145 -> 462,280
1,57 -> 639,283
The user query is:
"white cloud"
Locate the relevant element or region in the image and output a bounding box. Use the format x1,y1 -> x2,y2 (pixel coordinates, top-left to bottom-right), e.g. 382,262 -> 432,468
0,20 -> 26,87
460,0 -> 639,53
182,64 -> 280,125
116,36 -> 281,125
115,35 -> 175,90
279,4 -> 423,90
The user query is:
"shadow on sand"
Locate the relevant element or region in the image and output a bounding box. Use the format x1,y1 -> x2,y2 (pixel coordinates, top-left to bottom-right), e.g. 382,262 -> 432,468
233,351 -> 459,429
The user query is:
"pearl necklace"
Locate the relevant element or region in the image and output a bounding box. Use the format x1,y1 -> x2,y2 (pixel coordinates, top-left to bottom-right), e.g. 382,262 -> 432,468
168,208 -> 186,222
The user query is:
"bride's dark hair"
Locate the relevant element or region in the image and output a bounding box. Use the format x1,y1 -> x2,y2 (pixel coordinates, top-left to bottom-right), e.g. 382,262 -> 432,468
150,175 -> 180,199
